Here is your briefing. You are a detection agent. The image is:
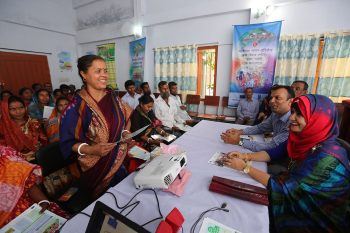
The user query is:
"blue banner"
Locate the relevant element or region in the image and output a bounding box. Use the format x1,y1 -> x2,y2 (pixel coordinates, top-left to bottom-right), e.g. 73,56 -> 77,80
129,38 -> 146,87
229,21 -> 282,107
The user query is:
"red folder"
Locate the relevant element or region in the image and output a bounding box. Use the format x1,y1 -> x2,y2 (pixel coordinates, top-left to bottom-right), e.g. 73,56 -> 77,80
209,176 -> 269,206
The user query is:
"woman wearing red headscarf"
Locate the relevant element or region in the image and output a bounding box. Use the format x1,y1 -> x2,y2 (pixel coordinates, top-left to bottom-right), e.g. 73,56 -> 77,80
0,96 -> 47,161
223,94 -> 350,232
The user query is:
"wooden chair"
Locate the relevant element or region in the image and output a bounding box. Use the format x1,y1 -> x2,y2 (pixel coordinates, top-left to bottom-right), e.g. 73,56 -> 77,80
217,96 -> 236,122
197,96 -> 220,121
117,90 -> 126,98
185,94 -> 201,117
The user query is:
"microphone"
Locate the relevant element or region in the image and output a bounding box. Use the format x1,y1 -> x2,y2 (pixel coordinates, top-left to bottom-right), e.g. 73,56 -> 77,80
221,202 -> 227,208
220,202 -> 229,212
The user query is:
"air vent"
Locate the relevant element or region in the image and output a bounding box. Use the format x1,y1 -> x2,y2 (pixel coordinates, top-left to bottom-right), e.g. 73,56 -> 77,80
164,174 -> 173,185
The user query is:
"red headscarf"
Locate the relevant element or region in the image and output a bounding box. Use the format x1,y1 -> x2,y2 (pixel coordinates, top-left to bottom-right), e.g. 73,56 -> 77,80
287,95 -> 337,160
0,101 -> 36,152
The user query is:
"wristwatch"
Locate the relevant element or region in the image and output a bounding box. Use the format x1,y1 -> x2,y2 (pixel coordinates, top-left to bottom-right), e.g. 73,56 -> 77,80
243,161 -> 252,174
238,138 -> 244,146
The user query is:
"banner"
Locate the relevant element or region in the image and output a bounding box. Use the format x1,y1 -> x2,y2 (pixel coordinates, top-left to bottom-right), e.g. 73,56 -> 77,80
129,38 -> 146,87
97,43 -> 117,89
229,21 -> 282,107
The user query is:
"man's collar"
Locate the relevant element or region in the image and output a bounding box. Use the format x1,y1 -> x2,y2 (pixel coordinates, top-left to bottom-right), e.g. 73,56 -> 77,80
278,111 -> 291,123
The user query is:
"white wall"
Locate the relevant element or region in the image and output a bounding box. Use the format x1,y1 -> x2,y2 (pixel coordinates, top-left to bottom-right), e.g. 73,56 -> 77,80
0,0 -> 81,90
267,0 -> 350,34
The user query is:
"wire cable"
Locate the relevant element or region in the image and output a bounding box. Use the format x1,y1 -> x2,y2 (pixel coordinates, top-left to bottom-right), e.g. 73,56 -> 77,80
190,204 -> 229,233
57,211 -> 90,232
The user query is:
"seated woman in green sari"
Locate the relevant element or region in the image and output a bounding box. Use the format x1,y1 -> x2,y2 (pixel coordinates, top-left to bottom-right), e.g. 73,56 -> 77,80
223,94 -> 350,232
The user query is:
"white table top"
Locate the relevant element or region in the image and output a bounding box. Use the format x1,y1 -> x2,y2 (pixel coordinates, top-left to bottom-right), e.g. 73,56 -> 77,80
61,120 -> 269,233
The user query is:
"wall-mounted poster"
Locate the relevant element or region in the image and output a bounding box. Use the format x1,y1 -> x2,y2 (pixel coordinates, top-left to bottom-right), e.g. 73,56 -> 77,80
58,51 -> 73,71
97,43 -> 117,89
229,21 -> 282,107
129,38 -> 146,87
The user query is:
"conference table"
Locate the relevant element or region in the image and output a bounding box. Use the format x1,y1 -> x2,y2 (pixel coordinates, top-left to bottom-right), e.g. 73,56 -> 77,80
61,120 -> 269,233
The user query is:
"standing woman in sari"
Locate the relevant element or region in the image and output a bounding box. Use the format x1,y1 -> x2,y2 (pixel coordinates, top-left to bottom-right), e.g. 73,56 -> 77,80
223,94 -> 350,232
0,96 -> 47,162
60,55 -> 133,198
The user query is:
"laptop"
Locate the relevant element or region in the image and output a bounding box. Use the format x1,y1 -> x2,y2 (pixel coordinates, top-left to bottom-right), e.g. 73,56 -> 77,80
85,201 -> 151,233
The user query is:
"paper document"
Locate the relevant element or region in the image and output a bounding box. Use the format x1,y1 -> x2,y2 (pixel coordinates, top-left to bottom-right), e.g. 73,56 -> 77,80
208,152 -> 227,167
43,106 -> 54,119
128,145 -> 150,160
1,203 -> 67,233
240,134 -> 265,143
151,134 -> 177,142
115,124 -> 150,144
199,217 -> 241,233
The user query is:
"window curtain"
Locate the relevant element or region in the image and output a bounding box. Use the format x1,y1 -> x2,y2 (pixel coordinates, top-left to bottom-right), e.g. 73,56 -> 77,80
154,45 -> 197,96
316,31 -> 350,102
274,34 -> 320,89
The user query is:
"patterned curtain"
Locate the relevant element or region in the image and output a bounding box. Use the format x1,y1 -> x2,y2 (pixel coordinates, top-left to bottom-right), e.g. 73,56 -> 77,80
154,45 -> 197,96
316,31 -> 350,102
274,34 -> 320,89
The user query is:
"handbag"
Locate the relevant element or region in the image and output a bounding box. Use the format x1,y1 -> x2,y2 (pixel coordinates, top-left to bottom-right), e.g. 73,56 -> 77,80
209,176 -> 269,206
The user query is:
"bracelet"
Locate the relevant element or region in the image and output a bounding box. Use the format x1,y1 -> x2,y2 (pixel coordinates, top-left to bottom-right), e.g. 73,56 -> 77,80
147,138 -> 152,143
122,129 -> 130,134
38,200 -> 51,206
77,143 -> 88,156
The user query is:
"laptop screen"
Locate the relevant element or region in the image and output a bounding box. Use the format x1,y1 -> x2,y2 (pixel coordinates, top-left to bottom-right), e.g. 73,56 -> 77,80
85,201 -> 150,233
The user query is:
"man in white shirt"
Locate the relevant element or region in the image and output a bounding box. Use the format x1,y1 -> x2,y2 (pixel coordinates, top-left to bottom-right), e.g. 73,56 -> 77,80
121,80 -> 141,109
140,82 -> 156,100
168,82 -> 191,121
154,81 -> 190,133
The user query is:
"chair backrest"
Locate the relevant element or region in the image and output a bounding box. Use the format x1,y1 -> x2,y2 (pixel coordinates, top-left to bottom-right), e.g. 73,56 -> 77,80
204,96 -> 220,106
336,138 -> 350,159
221,96 -> 229,107
118,91 -> 126,98
36,142 -> 72,177
204,96 -> 220,114
186,94 -> 200,105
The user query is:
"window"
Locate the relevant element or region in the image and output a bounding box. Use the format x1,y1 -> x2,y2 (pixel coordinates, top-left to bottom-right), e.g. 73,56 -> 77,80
197,46 -> 218,97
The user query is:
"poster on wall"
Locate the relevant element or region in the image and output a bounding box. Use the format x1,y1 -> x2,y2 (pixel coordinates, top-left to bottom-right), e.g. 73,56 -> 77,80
97,43 -> 117,89
58,51 -> 73,71
229,21 -> 282,107
129,38 -> 146,87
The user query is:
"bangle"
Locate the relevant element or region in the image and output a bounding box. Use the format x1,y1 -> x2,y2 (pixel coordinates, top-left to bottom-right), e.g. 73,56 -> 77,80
147,138 -> 152,143
38,200 -> 50,206
122,130 -> 130,134
77,143 -> 88,156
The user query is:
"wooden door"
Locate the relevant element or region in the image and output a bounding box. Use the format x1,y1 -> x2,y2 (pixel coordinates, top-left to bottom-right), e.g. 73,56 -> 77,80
0,51 -> 51,94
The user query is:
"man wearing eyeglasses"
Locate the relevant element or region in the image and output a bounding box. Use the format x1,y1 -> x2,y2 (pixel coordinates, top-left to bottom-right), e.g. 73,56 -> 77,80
221,85 -> 294,152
